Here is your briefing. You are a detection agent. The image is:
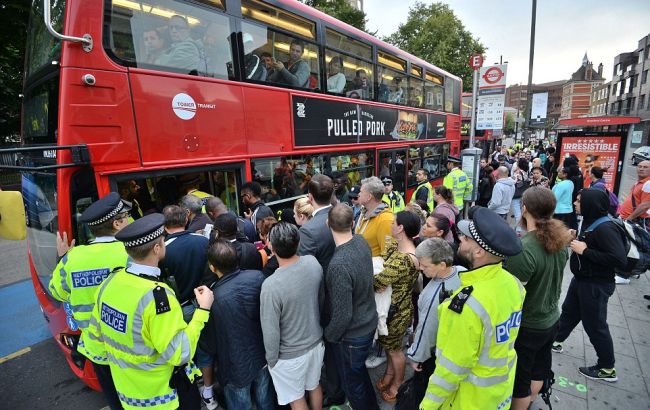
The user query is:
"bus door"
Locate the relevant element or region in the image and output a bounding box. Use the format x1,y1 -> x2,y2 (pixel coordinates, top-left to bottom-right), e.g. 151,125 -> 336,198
109,163 -> 246,221
378,148 -> 407,197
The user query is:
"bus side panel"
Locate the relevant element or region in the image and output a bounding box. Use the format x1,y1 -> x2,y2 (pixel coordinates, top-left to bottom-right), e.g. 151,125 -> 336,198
447,115 -> 462,155
59,68 -> 141,172
242,88 -> 292,154
128,73 -> 247,166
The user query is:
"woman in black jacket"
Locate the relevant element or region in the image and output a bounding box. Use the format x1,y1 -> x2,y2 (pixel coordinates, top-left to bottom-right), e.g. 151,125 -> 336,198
553,188 -> 627,382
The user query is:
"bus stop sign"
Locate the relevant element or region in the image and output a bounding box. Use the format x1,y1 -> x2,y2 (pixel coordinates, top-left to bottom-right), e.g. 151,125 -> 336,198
469,54 -> 483,70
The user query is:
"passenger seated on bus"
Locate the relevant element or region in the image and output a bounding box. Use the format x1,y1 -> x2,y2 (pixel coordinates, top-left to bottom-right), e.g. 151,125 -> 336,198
388,77 -> 405,104
242,33 -> 267,81
142,27 -> 167,64
267,39 -> 311,88
348,68 -> 370,99
327,56 -> 346,93
203,20 -> 231,78
155,15 -> 203,74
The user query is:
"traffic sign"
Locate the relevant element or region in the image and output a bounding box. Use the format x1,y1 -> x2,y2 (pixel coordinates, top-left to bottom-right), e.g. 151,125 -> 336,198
482,66 -> 505,85
469,54 -> 483,70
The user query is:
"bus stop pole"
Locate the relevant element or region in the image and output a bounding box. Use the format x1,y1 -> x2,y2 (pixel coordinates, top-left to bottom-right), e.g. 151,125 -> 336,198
469,68 -> 479,148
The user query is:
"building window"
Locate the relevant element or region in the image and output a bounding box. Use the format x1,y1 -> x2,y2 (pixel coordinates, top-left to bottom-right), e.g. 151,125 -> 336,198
642,69 -> 648,85
639,95 -> 646,112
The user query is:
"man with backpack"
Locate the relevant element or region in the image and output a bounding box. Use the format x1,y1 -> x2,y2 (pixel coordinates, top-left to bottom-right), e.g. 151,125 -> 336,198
552,189 -> 628,382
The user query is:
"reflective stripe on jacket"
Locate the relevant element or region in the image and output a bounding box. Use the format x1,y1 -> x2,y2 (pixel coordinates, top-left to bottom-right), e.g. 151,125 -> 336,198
410,181 -> 434,213
382,191 -> 406,213
422,263 -> 525,410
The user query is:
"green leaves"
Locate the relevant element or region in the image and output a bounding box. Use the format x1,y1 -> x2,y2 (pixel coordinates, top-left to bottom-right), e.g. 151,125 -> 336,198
384,2 -> 486,91
300,0 -> 370,33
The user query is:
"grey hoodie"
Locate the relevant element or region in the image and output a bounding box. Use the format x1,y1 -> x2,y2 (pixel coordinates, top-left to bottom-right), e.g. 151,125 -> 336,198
488,177 -> 515,215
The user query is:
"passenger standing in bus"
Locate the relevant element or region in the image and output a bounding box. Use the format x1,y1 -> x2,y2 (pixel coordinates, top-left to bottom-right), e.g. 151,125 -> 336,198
156,15 -> 202,74
327,56 -> 346,93
351,69 -> 370,99
241,181 -> 274,238
268,39 -> 311,88
52,193 -> 130,410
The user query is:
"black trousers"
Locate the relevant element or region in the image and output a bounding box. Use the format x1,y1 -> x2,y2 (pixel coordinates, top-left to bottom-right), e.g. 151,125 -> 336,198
92,362 -> 123,410
395,356 -> 435,410
556,277 -> 616,368
321,341 -> 345,401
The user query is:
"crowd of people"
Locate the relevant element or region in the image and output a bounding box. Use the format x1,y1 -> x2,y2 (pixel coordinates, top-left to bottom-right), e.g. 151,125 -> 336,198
46,143 -> 650,410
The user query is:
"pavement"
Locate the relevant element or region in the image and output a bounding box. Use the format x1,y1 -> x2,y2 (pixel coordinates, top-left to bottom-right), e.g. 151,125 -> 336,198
2,236 -> 650,409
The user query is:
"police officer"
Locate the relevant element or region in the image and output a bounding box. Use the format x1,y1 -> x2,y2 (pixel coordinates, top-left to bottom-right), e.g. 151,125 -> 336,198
443,156 -> 473,211
85,213 -> 214,410
422,207 -> 525,409
49,192 -> 130,409
381,176 -> 405,213
410,168 -> 433,213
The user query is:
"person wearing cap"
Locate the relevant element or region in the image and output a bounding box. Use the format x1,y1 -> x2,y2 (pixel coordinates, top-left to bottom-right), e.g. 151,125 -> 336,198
348,185 -> 362,230
84,213 -> 214,410
443,155 -> 473,212
48,192 -> 131,409
49,192 -> 130,410
381,176 -> 405,214
422,207 -> 525,410
410,168 -> 434,213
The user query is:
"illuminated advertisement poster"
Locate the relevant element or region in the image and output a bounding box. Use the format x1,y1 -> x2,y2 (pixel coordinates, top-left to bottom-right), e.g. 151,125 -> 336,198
558,134 -> 624,192
292,96 -> 445,146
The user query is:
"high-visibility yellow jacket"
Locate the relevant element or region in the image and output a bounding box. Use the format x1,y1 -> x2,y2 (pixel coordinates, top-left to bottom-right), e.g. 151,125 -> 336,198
382,191 -> 406,214
421,262 -> 525,410
410,181 -> 434,213
48,239 -> 127,341
83,265 -> 208,410
443,167 -> 473,210
188,189 -> 213,213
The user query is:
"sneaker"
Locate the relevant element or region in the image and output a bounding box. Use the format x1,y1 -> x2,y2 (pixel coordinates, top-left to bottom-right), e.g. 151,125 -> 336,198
365,354 -> 387,368
201,387 -> 219,410
551,342 -> 563,353
615,275 -> 631,285
578,365 -> 618,382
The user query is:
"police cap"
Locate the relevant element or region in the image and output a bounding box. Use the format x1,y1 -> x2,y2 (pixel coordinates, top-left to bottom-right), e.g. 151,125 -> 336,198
457,207 -> 522,257
348,185 -> 361,199
447,155 -> 462,164
80,192 -> 132,226
381,176 -> 393,185
115,213 -> 165,248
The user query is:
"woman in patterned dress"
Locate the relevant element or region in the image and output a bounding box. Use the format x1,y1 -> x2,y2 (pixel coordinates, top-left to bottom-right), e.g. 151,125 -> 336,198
374,211 -> 421,403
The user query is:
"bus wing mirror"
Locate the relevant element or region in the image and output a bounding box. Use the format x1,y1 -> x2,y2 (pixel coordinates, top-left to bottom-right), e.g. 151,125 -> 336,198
43,0 -> 93,52
0,191 -> 27,240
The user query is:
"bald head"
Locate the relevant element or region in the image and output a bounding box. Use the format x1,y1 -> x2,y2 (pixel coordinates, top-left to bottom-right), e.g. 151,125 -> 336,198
328,203 -> 353,233
497,166 -> 509,178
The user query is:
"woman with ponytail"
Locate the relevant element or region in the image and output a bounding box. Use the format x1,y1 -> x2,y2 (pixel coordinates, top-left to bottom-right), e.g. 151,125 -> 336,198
504,186 -> 573,410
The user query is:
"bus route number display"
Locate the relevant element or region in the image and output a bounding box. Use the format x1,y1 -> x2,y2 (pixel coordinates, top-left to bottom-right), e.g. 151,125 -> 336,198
292,96 -> 446,147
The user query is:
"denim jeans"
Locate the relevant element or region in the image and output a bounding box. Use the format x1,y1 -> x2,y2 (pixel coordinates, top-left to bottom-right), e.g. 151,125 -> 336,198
223,366 -> 275,410
556,277 -> 616,368
333,331 -> 379,410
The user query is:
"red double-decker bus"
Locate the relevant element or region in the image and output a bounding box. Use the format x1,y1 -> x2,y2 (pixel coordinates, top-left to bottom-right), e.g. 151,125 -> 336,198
1,0 -> 462,388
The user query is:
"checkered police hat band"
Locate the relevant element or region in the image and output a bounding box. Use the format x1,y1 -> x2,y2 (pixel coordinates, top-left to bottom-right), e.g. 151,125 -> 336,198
87,201 -> 124,226
468,221 -> 504,258
123,226 -> 165,248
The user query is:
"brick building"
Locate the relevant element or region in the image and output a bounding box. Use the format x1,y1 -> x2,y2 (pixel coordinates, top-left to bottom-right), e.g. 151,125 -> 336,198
505,80 -> 565,126
560,53 -> 605,119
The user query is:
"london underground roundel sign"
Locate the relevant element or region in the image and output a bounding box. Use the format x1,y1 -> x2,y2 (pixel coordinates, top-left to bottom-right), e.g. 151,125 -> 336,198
482,66 -> 504,84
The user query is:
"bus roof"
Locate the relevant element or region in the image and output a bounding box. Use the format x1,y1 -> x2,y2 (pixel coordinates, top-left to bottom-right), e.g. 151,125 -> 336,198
282,0 -> 462,83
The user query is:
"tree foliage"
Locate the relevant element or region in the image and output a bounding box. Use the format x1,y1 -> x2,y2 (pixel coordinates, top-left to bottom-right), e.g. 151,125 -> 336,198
384,2 -> 486,91
300,0 -> 369,33
0,1 -> 29,143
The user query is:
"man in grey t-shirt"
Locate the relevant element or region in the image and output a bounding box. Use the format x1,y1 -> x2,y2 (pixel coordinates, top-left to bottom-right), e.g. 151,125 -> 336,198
260,222 -> 324,407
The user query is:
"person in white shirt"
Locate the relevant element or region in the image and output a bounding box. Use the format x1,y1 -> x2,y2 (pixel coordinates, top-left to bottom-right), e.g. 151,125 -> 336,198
327,56 -> 346,93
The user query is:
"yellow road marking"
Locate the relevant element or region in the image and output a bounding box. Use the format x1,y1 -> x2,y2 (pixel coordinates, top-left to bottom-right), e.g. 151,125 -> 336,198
0,347 -> 31,364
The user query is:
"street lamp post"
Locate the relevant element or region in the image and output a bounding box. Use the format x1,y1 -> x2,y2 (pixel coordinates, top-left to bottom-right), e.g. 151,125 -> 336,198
523,0 -> 537,145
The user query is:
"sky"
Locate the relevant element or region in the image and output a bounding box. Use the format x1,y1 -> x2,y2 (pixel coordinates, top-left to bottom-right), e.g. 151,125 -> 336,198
363,0 -> 650,86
